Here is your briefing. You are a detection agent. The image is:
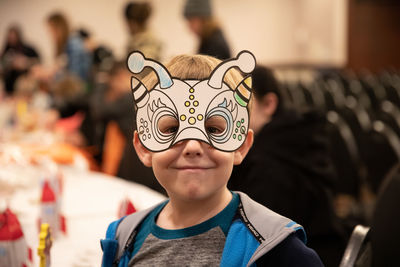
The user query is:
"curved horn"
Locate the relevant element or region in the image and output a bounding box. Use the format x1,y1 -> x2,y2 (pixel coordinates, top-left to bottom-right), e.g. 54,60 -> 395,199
208,50 -> 256,89
131,77 -> 149,108
127,51 -> 173,89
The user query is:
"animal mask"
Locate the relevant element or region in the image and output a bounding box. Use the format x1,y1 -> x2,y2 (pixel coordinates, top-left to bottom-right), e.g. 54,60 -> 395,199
128,50 -> 256,152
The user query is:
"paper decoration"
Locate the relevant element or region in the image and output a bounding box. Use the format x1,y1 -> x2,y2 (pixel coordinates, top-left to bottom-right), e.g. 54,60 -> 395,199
118,198 -> 137,218
128,50 -> 256,152
0,207 -> 32,267
38,180 -> 66,238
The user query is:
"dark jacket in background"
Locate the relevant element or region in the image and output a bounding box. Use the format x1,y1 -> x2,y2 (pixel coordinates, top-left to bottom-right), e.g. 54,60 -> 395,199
198,28 -> 231,60
1,43 -> 40,94
90,89 -> 165,194
229,109 -> 346,267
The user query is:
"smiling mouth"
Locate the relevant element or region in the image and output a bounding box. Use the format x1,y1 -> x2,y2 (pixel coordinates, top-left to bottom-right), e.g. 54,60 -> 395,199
175,166 -> 211,170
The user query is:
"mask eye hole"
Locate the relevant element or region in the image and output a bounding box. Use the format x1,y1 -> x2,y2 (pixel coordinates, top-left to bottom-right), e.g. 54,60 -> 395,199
205,106 -> 233,144
158,115 -> 179,135
205,115 -> 227,135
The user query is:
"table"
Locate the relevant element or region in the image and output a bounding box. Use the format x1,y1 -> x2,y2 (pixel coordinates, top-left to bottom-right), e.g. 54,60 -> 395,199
8,166 -> 166,266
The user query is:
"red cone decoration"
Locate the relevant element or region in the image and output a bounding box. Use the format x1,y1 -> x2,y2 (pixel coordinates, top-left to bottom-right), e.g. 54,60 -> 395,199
39,180 -> 67,237
0,207 -> 32,266
118,198 -> 137,218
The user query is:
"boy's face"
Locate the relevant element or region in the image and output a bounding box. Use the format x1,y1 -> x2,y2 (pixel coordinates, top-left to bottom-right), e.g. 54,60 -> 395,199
129,50 -> 256,200
133,130 -> 253,201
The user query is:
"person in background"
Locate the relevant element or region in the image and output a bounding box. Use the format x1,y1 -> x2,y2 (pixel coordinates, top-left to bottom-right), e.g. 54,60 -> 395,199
28,13 -> 95,151
89,61 -> 164,193
183,0 -> 231,60
77,28 -> 114,86
228,65 -> 346,267
124,1 -> 162,61
45,12 -> 91,84
1,25 -> 40,95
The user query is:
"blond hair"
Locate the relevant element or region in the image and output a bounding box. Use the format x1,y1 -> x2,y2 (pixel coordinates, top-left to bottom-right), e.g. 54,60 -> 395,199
141,53 -> 253,112
144,55 -> 236,89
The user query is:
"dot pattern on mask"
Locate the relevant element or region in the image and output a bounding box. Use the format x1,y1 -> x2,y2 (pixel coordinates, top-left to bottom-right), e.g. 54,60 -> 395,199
139,118 -> 151,141
189,117 -> 196,125
233,118 -> 245,141
181,87 -> 202,123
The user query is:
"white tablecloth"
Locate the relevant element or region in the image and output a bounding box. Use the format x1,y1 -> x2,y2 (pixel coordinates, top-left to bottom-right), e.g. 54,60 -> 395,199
9,166 -> 166,267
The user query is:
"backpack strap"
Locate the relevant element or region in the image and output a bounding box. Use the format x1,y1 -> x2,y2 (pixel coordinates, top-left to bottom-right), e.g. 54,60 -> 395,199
100,216 -> 126,267
100,203 -> 164,267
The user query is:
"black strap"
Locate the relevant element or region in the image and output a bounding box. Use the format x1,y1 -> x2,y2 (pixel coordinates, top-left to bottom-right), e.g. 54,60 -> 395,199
236,202 -> 265,243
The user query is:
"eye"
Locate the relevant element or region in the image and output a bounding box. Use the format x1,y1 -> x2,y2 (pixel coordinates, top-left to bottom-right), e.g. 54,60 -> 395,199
158,115 -> 179,134
205,104 -> 233,144
205,116 -> 227,135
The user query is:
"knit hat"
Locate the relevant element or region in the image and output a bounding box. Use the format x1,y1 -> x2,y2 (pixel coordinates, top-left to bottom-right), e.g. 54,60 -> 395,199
183,0 -> 212,18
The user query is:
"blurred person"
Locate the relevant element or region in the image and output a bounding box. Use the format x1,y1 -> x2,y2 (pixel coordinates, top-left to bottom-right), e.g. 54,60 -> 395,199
183,0 -> 231,60
90,61 -> 163,193
124,1 -> 162,61
1,25 -> 40,95
77,28 -> 114,84
33,12 -> 91,84
228,65 -> 346,267
28,13 -> 96,148
50,73 -> 89,147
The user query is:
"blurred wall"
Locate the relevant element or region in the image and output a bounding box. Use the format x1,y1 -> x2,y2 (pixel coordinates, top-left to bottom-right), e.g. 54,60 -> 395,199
0,0 -> 347,66
348,0 -> 400,72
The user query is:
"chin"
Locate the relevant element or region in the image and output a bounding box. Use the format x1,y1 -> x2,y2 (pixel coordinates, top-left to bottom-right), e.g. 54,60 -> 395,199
179,185 -> 209,201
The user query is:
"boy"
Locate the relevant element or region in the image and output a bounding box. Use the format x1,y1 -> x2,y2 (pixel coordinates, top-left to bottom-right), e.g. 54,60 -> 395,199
101,51 -> 324,266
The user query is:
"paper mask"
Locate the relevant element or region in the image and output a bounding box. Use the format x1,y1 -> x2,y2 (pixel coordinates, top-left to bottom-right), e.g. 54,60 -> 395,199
128,50 -> 256,152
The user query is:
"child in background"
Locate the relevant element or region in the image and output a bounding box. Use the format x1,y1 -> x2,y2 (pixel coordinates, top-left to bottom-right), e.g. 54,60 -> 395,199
89,62 -> 162,193
101,51 -> 323,266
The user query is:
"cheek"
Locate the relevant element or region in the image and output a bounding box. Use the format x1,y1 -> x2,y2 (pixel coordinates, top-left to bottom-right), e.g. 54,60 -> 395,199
212,153 -> 235,178
151,152 -> 175,178
151,158 -> 169,189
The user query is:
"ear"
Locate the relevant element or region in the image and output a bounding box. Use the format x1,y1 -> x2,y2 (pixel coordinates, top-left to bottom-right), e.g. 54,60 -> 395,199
233,129 -> 254,165
133,131 -> 153,167
260,92 -> 278,117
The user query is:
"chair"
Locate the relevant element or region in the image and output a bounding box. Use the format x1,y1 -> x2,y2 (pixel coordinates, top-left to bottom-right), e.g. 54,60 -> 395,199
339,225 -> 370,267
326,111 -> 362,196
363,121 -> 400,193
370,164 -> 400,267
326,78 -> 347,109
379,100 -> 400,136
379,72 -> 400,107
102,121 -> 126,176
309,80 -> 327,109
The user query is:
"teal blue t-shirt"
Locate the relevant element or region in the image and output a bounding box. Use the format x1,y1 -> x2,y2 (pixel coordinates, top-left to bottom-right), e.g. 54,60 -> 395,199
128,192 -> 239,266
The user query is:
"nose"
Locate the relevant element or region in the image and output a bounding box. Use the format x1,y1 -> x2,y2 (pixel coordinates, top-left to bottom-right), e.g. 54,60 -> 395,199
182,139 -> 204,157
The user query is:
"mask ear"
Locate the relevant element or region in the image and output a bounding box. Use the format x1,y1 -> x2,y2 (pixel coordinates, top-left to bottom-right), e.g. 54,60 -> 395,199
127,51 -> 173,89
234,76 -> 252,107
233,129 -> 254,165
133,131 -> 153,167
131,77 -> 149,108
208,50 -> 256,89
